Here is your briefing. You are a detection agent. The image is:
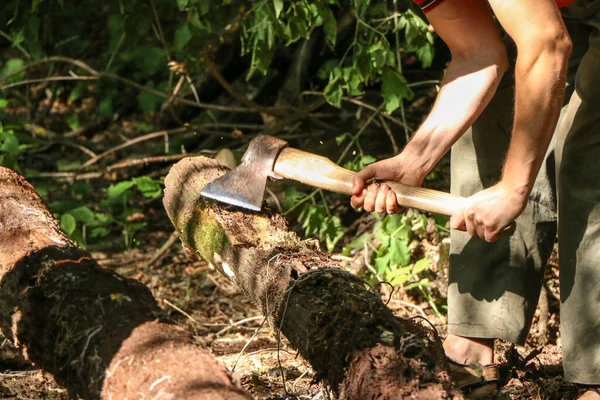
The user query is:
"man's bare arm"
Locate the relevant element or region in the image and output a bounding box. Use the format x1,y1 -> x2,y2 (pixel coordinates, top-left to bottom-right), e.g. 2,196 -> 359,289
400,0 -> 508,176
449,0 -> 572,241
352,0 -> 508,213
488,0 -> 572,197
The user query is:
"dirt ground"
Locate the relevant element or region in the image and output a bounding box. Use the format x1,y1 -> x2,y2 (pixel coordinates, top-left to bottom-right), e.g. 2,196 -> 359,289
0,226 -> 582,400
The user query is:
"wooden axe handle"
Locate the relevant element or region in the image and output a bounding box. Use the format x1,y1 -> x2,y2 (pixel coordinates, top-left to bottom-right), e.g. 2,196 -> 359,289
274,148 -> 462,216
273,148 -> 517,237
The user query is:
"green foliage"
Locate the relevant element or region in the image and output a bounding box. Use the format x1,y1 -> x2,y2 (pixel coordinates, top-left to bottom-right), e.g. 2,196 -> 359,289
345,211 -> 432,287
49,176 -> 164,248
0,123 -> 24,171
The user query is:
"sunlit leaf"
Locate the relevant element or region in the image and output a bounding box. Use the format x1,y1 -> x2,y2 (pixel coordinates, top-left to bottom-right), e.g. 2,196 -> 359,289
60,213 -> 76,236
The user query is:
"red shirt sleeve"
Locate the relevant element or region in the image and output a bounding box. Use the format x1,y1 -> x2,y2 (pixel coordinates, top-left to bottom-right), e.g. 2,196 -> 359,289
413,0 -> 445,13
414,0 -> 575,14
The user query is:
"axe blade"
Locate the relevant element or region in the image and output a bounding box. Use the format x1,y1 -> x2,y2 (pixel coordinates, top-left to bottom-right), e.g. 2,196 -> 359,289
200,135 -> 288,211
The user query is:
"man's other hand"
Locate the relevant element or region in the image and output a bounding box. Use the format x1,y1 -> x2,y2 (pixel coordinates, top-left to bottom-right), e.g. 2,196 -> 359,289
450,181 -> 528,242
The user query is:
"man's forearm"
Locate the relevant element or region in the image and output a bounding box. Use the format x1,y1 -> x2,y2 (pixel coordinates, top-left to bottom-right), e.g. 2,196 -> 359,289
401,54 -> 507,176
501,39 -> 571,197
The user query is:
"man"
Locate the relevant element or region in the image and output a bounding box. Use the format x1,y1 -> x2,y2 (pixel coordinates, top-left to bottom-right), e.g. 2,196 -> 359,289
350,0 -> 600,398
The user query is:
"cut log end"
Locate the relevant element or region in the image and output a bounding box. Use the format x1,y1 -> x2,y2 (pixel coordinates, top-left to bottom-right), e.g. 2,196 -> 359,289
0,166 -> 250,399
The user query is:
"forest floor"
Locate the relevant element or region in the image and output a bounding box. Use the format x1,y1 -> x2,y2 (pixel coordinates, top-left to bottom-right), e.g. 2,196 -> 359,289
0,224 -> 582,399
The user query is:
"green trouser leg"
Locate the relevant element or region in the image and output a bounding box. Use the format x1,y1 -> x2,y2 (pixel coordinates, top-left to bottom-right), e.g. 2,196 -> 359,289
556,28 -> 600,384
448,3 -> 600,383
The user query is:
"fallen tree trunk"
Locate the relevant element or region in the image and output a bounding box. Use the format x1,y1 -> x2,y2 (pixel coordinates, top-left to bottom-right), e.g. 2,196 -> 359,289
0,167 -> 250,400
163,156 -> 464,399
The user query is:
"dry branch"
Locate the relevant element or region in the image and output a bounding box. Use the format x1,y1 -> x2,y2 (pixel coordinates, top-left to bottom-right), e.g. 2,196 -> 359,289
163,156 -> 464,399
0,167 -> 250,400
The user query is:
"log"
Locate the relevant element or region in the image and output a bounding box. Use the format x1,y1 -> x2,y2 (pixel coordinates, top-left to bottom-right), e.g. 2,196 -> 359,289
0,167 -> 250,400
163,156 -> 465,399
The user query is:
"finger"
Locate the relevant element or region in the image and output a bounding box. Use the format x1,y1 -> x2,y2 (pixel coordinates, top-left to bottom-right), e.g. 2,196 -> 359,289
375,185 -> 389,213
350,189 -> 367,210
363,183 -> 379,212
386,189 -> 400,214
352,175 -> 366,196
484,224 -> 502,243
464,209 -> 478,237
450,213 -> 466,231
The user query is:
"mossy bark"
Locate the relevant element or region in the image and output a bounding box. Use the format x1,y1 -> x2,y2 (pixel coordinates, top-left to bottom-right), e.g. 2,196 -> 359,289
163,156 -> 465,399
0,167 -> 249,400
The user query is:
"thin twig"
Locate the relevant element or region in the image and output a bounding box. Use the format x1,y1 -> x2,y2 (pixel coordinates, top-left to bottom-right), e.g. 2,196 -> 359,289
388,299 -> 427,318
0,56 -> 265,114
0,75 -> 96,90
363,241 -> 383,282
301,91 -> 412,132
32,171 -> 104,180
163,299 -> 199,324
0,29 -> 31,59
203,56 -> 276,116
106,153 -> 200,172
149,0 -> 171,62
105,33 -> 126,72
393,0 -> 411,143
185,74 -> 201,104
378,115 -> 399,154
408,79 -> 441,88
215,315 -> 264,336
336,101 -> 385,163
142,232 -> 179,270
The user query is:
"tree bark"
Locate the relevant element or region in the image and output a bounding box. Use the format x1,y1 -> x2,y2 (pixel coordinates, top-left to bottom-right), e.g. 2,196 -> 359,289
163,156 -> 464,399
0,167 -> 249,400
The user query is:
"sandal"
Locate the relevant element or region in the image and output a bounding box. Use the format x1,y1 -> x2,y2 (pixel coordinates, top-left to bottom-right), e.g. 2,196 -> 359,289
447,358 -> 499,399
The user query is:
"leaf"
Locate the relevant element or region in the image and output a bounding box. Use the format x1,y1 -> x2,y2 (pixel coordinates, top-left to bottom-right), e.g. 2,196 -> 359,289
287,16 -> 308,44
66,113 -> 80,130
335,132 -> 350,145
283,187 -> 306,209
416,43 -> 434,68
381,68 -> 413,114
31,0 -> 42,12
1,58 -> 26,83
412,258 -> 430,275
107,15 -> 125,52
71,182 -> 94,199
323,76 -> 343,108
69,206 -> 95,224
174,23 -> 192,51
133,176 -> 163,198
131,46 -> 166,77
0,99 -> 8,109
137,83 -> 163,112
0,130 -> 20,155
320,7 -> 337,45
274,0 -> 284,18
198,0 -> 210,15
98,97 -> 113,117
177,0 -> 189,10
56,160 -> 81,171
90,226 -> 110,238
60,213 -> 76,236
316,59 -> 339,81
108,180 -> 135,199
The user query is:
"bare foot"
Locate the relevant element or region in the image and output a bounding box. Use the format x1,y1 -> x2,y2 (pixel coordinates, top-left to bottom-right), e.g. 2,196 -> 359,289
579,389 -> 600,400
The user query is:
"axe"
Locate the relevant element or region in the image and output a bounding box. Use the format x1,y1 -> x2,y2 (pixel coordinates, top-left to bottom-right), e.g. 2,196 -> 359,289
201,135 -> 515,234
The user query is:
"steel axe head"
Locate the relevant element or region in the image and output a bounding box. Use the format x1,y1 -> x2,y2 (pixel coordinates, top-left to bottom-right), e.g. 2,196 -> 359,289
200,135 -> 288,211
